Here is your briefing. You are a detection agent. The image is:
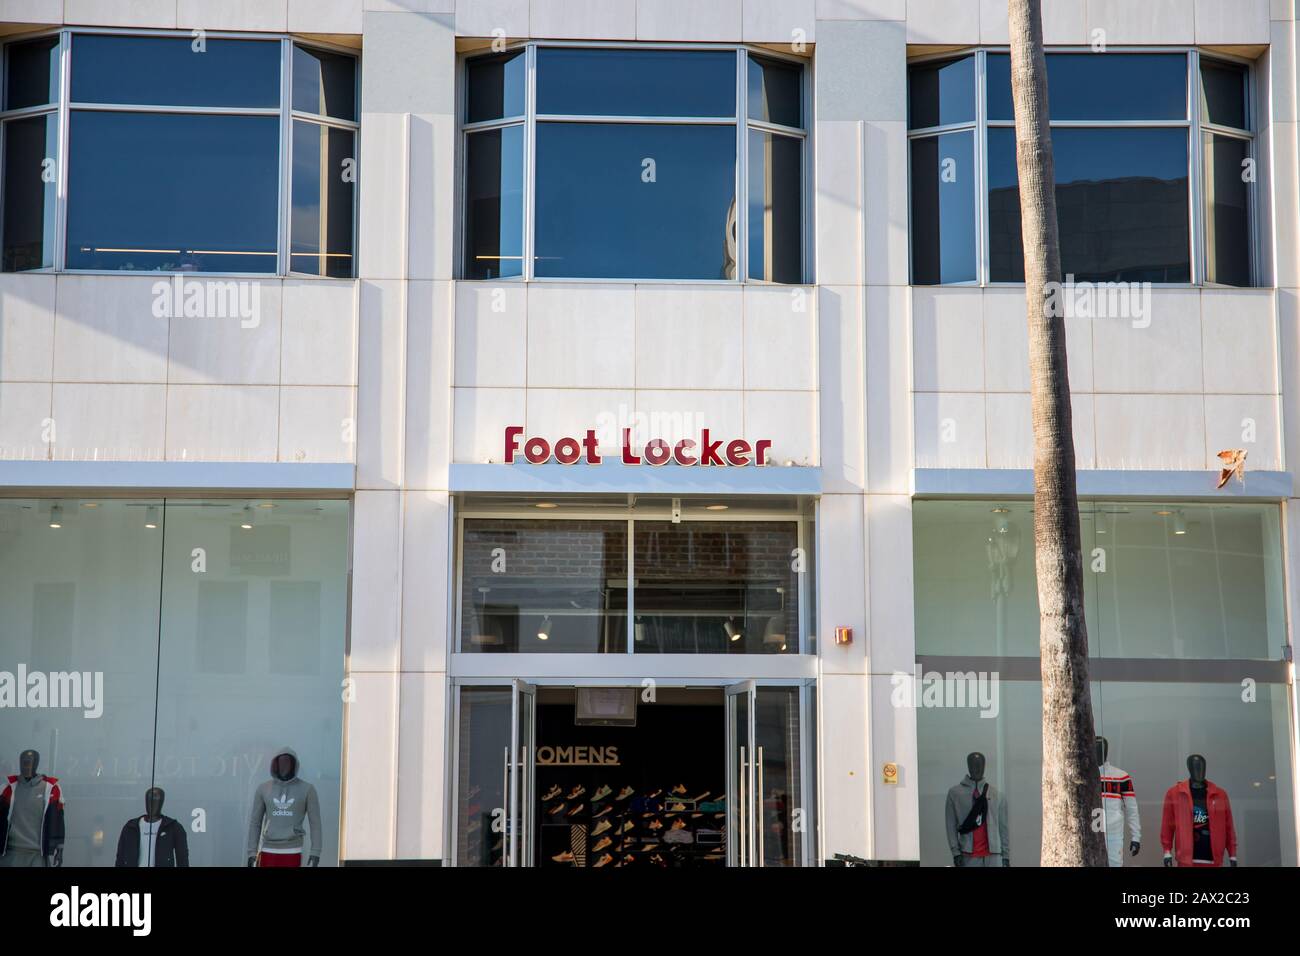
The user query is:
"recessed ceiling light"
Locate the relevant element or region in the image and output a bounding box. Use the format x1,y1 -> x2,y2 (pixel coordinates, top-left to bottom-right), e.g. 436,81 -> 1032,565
257,502 -> 275,509
705,504 -> 729,511
990,507 -> 1010,514
1154,510 -> 1173,516
81,502 -> 98,508
535,502 -> 558,509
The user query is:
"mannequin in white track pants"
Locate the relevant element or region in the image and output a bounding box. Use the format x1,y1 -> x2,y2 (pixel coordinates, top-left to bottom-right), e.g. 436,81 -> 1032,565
1097,736 -> 1141,867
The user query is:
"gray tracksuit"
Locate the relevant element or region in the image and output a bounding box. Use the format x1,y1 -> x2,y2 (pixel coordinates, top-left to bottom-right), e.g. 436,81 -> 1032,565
945,774 -> 1009,861
246,747 -> 323,859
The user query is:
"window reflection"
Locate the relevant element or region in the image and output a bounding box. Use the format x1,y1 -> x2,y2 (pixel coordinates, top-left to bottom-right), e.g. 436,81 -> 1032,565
534,123 -> 737,280
988,127 -> 1191,283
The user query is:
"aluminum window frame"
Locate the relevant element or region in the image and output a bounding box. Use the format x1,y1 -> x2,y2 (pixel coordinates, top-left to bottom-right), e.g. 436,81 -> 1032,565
0,26 -> 360,279
456,40 -> 811,285
905,46 -> 1261,289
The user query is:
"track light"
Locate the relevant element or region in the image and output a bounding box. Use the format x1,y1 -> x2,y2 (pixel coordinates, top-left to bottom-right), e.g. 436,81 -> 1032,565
145,506 -> 159,530
537,615 -> 552,641
1173,511 -> 1187,536
240,506 -> 254,530
723,617 -> 743,642
48,504 -> 62,529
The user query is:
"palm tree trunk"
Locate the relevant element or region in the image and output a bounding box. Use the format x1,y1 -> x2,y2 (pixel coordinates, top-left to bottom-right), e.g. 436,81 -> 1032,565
1006,0 -> 1108,866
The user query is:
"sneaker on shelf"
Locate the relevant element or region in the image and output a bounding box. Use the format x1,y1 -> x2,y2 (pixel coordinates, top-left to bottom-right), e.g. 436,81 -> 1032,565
592,819 -> 612,836
541,785 -> 562,801
592,853 -> 615,868
566,785 -> 586,800
592,785 -> 612,801
551,851 -> 575,863
565,804 -> 585,817
592,836 -> 613,852
616,786 -> 635,800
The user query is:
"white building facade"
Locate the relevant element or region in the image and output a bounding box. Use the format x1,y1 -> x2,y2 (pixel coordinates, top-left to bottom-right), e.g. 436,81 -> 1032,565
0,0 -> 1296,868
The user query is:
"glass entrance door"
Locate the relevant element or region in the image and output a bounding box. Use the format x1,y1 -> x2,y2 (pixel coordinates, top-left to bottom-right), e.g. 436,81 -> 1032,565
508,679 -> 536,867
726,680 -> 756,865
453,681 -> 535,867
727,681 -> 814,866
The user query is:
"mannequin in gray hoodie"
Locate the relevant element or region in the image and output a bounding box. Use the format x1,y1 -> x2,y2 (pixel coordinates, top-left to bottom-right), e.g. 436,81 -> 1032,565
945,752 -> 1010,867
246,747 -> 323,867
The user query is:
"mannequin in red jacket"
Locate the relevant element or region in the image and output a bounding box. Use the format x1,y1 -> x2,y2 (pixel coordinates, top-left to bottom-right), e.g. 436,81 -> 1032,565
1161,754 -> 1237,867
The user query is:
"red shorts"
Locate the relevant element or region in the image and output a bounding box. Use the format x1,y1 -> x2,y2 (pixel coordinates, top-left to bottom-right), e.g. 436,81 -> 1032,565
257,852 -> 302,868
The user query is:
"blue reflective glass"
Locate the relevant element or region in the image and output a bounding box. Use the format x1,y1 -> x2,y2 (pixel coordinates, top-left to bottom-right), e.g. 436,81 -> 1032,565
4,36 -> 59,110
910,130 -> 976,284
1200,59 -> 1248,130
986,53 -> 1187,122
748,55 -> 802,128
291,121 -> 356,278
2,113 -> 58,271
292,45 -> 356,121
988,127 -> 1191,282
1203,132 -> 1250,286
467,50 -> 526,123
908,55 -> 975,129
464,125 -> 524,279
536,48 -> 736,117
66,112 -> 280,272
747,129 -> 802,283
534,123 -> 736,279
70,35 -> 280,108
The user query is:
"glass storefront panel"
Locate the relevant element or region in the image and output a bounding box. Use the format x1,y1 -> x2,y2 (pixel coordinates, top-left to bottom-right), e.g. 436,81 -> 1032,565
914,500 -> 1285,660
917,679 -> 1296,866
0,497 -> 348,867
154,499 -> 349,866
459,519 -> 629,653
0,499 -> 163,866
634,521 -> 800,655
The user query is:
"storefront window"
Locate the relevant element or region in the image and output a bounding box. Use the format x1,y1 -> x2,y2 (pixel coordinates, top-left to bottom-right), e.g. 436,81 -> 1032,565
914,500 -> 1285,660
634,521 -> 800,654
457,512 -> 809,655
913,499 -> 1295,866
460,519 -> 629,653
0,498 -> 349,866
916,679 -> 1296,867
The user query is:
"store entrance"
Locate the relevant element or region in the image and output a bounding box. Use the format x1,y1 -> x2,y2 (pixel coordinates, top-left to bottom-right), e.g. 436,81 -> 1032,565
535,687 -> 726,868
452,680 -> 815,867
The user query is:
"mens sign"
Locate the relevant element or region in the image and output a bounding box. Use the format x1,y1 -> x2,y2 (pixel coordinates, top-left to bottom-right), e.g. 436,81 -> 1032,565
504,426 -> 771,467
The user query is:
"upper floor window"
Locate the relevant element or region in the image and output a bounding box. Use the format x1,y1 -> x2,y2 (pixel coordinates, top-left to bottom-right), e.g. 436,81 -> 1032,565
461,45 -> 808,283
907,50 -> 1256,287
0,31 -> 358,276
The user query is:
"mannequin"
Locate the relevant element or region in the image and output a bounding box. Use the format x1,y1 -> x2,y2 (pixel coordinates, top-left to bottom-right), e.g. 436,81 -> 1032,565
1161,754 -> 1237,867
115,787 -> 189,867
945,752 -> 1010,867
247,747 -> 323,867
1096,736 -> 1141,866
0,749 -> 65,867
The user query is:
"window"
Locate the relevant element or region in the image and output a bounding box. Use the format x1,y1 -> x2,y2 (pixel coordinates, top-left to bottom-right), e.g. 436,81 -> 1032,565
0,31 -> 358,276
0,498 -> 350,865
912,500 -> 1296,866
908,51 -> 1256,286
461,45 -> 808,282
457,502 -> 813,654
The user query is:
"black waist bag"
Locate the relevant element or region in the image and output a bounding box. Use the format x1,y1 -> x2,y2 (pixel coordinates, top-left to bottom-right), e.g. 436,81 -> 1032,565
957,784 -> 989,835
